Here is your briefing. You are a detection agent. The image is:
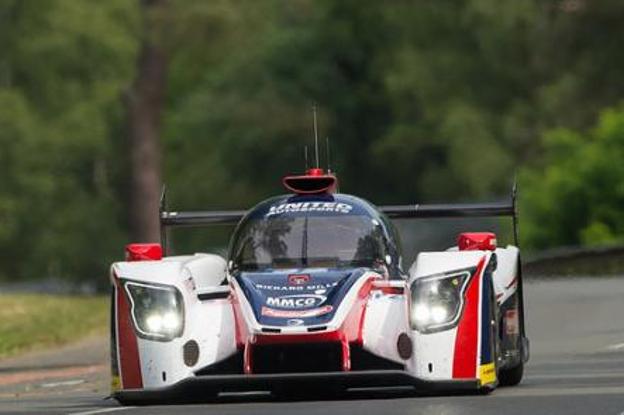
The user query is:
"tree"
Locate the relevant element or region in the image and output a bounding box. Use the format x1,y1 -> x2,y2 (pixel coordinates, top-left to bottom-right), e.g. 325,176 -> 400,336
0,0 -> 138,283
127,0 -> 167,243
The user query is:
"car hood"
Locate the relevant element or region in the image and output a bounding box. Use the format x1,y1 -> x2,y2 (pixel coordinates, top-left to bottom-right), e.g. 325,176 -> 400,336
235,268 -> 370,328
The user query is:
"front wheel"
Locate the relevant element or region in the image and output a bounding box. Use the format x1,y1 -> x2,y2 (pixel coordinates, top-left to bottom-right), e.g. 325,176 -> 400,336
499,265 -> 527,387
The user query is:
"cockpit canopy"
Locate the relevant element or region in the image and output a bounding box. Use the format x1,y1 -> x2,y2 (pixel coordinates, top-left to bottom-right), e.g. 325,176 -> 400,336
229,194 -> 395,273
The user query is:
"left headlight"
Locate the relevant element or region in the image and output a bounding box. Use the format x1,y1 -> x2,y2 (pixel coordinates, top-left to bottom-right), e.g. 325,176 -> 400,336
124,281 -> 184,341
409,268 -> 475,333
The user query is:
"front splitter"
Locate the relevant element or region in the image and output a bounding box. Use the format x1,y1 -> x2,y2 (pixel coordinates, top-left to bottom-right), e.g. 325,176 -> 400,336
114,370 -> 481,405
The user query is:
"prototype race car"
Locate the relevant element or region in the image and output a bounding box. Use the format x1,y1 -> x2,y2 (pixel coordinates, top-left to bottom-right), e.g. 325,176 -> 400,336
109,168 -> 529,404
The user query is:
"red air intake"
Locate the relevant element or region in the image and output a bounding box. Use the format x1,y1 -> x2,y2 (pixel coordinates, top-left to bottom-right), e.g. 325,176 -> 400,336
282,168 -> 338,195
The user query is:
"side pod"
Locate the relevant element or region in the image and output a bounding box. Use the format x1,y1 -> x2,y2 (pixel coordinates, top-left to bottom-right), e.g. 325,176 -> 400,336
407,250 -> 498,389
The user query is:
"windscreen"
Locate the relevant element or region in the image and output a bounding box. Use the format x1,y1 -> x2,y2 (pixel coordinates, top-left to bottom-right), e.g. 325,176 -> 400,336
230,214 -> 386,271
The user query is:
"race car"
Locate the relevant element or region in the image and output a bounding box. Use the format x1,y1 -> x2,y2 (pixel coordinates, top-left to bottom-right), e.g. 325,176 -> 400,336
109,167 -> 529,404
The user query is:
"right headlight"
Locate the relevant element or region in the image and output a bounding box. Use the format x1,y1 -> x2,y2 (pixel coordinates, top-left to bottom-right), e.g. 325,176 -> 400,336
124,281 -> 184,341
409,267 -> 475,333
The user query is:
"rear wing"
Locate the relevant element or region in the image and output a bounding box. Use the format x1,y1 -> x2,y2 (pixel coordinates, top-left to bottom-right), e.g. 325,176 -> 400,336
159,185 -> 519,252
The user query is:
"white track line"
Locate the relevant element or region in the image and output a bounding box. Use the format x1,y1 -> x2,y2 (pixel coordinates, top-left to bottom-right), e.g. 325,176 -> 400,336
496,385 -> 624,398
606,342 -> 624,351
41,379 -> 85,388
68,407 -> 132,415
528,372 -> 624,380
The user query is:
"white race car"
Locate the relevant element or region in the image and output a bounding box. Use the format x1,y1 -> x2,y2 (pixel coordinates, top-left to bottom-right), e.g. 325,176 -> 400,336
110,168 -> 529,404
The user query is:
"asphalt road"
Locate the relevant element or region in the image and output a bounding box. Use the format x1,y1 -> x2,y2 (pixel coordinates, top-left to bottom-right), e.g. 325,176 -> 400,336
1,277 -> 623,415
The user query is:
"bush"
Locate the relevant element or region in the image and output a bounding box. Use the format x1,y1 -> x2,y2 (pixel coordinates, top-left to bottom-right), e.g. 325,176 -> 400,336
521,105 -> 624,249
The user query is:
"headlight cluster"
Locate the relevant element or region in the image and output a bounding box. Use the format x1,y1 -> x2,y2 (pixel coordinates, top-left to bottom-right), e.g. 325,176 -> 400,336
124,281 -> 184,341
409,268 -> 475,333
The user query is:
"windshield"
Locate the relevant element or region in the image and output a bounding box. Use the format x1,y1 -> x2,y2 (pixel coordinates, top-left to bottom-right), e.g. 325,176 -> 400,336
230,214 -> 386,271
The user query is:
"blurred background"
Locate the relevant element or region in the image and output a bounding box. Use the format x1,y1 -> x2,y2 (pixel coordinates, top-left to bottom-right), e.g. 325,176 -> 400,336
1,0 -> 624,294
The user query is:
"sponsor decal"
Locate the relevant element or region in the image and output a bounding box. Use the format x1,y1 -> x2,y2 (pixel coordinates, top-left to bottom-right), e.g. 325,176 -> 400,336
288,274 -> 310,285
266,202 -> 353,217
266,294 -> 326,309
255,282 -> 338,292
261,305 -> 333,318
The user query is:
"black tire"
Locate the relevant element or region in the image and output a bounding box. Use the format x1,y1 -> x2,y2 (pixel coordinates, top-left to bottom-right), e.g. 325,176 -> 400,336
499,265 -> 526,387
499,361 -> 524,386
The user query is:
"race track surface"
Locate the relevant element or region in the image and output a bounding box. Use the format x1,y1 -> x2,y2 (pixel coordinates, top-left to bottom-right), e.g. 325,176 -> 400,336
1,277 -> 623,415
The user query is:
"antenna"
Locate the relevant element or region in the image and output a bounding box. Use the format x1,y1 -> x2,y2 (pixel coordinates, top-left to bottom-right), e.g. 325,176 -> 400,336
312,105 -> 320,168
159,185 -> 168,254
325,136 -> 331,172
304,145 -> 309,169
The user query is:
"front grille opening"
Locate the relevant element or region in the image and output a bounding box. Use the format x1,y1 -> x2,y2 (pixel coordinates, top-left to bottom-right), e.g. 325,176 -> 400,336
252,342 -> 342,374
194,350 -> 244,376
350,344 -> 404,371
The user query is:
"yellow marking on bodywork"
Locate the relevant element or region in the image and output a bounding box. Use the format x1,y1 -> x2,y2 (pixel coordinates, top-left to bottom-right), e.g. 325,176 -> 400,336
111,375 -> 121,392
479,362 -> 497,385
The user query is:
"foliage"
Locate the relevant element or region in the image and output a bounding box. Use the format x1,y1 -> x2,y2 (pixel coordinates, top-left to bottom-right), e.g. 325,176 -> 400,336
1,0 -> 624,284
0,0 -> 138,282
521,104 -> 624,249
0,293 -> 107,358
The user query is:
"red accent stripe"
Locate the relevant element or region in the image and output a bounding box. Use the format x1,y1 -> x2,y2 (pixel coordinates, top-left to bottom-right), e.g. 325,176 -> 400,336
336,275 -> 378,370
341,334 -> 351,371
243,341 -> 253,374
371,280 -> 405,295
115,279 -> 143,389
230,286 -> 248,349
261,305 -> 333,318
452,257 -> 486,379
357,297 -> 368,345
505,276 -> 518,290
231,281 -> 253,374
340,276 -> 378,344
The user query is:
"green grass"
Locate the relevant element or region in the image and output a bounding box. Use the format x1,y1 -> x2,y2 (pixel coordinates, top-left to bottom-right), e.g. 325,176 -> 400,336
0,294 -> 108,359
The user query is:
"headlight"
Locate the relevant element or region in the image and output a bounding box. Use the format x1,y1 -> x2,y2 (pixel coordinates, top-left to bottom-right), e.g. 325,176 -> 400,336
409,267 -> 475,333
124,281 -> 184,341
